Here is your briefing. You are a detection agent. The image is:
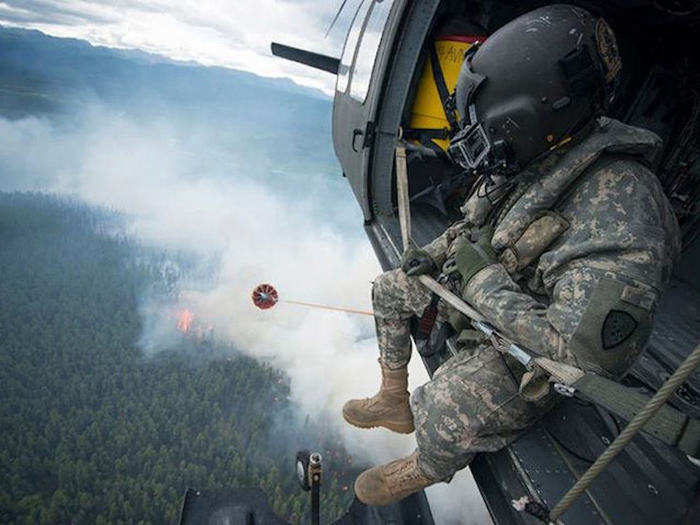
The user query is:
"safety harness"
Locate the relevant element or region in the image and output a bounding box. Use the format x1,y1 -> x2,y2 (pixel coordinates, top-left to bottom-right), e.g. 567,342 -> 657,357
429,43 -> 460,134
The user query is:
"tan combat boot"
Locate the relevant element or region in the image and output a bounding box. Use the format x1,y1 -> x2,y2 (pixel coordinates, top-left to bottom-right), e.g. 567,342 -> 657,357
342,358 -> 414,434
354,451 -> 436,505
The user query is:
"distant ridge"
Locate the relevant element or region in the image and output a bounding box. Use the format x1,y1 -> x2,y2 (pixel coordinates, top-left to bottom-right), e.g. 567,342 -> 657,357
0,24 -> 329,114
0,24 -> 335,172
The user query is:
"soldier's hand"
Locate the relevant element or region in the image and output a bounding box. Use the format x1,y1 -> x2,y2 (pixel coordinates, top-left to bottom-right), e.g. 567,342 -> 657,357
400,248 -> 436,276
454,227 -> 498,285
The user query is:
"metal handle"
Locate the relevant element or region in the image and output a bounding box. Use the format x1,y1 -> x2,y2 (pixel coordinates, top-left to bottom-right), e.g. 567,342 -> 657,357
352,129 -> 364,152
309,453 -> 322,525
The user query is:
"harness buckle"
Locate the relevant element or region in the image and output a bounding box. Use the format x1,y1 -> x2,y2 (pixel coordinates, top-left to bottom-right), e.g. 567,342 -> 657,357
553,382 -> 576,397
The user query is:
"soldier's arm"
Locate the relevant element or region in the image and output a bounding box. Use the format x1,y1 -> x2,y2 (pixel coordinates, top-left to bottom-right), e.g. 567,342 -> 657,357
461,162 -> 675,375
464,261 -> 661,378
422,219 -> 469,268
463,263 -> 591,366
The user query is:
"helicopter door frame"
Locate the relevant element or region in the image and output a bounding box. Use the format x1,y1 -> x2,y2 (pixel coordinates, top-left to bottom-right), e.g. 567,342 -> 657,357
364,0 -> 442,267
332,0 -> 406,221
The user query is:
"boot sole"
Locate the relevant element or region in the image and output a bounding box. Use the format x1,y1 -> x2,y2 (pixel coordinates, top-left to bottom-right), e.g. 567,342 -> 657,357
342,411 -> 414,434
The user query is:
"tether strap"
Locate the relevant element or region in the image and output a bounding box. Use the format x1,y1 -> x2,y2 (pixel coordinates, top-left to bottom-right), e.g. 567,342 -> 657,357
572,372 -> 700,457
549,343 -> 700,521
429,43 -> 459,133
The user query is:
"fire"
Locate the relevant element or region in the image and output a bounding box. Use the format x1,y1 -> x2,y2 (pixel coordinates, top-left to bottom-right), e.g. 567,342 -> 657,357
177,309 -> 194,333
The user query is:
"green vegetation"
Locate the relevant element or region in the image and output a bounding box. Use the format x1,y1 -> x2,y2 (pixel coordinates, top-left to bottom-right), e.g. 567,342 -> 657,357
0,193 -> 357,523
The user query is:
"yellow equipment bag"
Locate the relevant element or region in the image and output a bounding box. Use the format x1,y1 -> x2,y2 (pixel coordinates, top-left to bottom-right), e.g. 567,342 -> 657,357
408,36 -> 483,151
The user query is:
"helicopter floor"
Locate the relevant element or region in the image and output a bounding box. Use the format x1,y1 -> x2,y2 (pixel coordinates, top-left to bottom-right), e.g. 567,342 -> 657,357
334,491 -> 434,524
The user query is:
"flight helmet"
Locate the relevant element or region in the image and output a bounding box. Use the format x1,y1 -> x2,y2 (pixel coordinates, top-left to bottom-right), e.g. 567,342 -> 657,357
447,4 -> 622,175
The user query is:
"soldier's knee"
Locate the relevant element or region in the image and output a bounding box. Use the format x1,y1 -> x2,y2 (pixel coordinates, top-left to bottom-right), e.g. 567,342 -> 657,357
411,382 -> 481,442
410,381 -> 480,480
371,271 -> 389,295
371,269 -> 403,305
372,268 -> 401,288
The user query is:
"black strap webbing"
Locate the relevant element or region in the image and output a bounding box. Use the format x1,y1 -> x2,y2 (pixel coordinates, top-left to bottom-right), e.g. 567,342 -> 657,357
402,128 -> 450,141
402,128 -> 450,158
429,43 -> 460,134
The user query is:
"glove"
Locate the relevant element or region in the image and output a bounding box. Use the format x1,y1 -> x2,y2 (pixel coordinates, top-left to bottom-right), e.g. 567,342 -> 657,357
400,248 -> 436,276
453,225 -> 497,286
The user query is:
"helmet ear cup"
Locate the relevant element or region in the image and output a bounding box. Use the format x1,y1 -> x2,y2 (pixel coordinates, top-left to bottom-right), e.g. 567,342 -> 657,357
559,45 -> 604,100
480,94 -> 541,149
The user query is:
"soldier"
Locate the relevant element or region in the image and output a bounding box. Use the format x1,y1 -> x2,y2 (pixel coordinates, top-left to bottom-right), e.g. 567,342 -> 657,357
343,4 -> 681,505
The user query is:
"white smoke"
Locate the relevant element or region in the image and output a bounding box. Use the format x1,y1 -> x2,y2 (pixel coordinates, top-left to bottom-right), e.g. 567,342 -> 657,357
0,106 -> 414,450
0,106 -> 490,523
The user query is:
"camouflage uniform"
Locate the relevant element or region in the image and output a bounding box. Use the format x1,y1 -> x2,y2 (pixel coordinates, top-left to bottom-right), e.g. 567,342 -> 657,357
371,118 -> 681,481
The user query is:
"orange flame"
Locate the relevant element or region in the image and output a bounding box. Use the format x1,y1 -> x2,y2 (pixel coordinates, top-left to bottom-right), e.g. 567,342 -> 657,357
177,309 -> 194,333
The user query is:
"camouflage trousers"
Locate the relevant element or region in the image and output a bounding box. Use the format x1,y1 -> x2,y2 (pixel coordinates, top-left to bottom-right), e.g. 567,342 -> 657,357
372,269 -> 554,480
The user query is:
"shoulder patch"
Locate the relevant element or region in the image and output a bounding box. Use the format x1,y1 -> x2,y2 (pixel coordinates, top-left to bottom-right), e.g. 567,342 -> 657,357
601,309 -> 637,350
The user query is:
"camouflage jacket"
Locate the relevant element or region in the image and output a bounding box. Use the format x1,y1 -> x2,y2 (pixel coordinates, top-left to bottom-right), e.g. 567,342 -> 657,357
424,118 -> 681,377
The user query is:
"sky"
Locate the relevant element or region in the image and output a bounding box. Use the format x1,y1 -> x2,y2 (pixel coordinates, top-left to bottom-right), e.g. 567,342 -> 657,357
0,0 -> 358,93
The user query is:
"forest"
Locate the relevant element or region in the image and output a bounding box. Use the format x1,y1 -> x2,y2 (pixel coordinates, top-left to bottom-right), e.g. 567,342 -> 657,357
0,193 -> 359,523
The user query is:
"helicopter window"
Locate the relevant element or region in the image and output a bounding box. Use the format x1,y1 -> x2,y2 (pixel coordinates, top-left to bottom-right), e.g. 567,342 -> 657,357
336,0 -> 372,94
349,0 -> 394,103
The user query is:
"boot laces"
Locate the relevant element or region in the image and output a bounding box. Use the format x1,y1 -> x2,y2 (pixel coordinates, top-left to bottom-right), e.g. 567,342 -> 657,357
389,457 -> 427,488
366,391 -> 406,410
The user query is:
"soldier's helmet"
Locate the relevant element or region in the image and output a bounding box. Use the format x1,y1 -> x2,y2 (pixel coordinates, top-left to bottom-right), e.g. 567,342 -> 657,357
447,4 -> 622,176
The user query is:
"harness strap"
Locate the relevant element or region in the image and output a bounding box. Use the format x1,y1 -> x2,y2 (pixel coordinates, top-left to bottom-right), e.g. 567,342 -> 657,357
548,343 -> 700,521
402,127 -> 450,141
572,372 -> 700,457
429,43 -> 460,134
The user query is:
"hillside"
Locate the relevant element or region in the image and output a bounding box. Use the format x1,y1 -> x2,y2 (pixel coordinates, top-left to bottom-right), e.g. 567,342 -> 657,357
0,193 -> 358,523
